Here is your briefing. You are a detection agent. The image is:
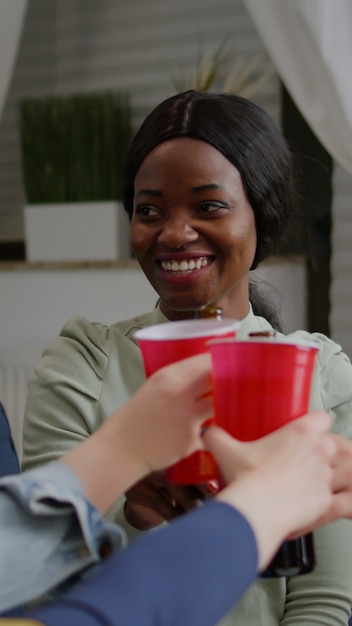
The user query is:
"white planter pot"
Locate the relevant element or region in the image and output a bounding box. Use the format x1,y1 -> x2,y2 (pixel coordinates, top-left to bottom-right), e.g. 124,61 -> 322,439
24,201 -> 131,262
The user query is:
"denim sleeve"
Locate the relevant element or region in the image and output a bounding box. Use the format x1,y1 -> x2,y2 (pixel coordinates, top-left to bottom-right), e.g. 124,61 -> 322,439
29,501 -> 258,626
0,461 -> 125,614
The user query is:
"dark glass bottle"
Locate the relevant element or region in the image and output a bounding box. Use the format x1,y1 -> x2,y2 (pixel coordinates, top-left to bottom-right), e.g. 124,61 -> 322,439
261,534 -> 316,578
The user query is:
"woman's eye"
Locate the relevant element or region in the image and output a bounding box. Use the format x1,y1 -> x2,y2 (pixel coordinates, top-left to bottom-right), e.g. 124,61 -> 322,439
199,202 -> 226,213
135,205 -> 159,217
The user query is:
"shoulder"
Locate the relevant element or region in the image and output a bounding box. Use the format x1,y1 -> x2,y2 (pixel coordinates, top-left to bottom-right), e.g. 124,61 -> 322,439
37,309 -> 161,381
56,308 -> 159,355
110,308 -> 164,341
60,315 -> 111,348
285,329 -> 351,377
31,315 -> 133,386
286,330 -> 352,434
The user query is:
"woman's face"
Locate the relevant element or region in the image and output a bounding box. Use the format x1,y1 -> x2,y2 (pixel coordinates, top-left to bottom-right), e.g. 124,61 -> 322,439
130,137 -> 257,320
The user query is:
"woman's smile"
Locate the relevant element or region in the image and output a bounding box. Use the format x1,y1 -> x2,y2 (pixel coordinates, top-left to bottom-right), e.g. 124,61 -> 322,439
160,256 -> 211,273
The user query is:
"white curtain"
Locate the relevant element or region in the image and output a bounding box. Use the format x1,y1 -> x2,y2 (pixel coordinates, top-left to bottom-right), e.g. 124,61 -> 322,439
243,0 -> 352,175
0,0 -> 28,121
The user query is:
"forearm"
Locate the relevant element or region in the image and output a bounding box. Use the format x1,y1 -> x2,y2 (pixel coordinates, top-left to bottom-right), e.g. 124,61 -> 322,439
217,471 -> 289,571
62,405 -> 146,514
28,502 -> 258,626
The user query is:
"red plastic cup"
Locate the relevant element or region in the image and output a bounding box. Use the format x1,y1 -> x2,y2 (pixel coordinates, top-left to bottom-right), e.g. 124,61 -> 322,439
207,337 -> 319,441
207,335 -> 319,578
134,319 -> 239,484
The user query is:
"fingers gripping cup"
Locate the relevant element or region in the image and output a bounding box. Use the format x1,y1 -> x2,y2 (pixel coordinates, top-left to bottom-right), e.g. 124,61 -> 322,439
134,318 -> 239,484
207,335 -> 319,577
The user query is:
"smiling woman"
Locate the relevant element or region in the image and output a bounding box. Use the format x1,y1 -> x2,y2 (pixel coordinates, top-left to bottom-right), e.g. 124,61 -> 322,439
130,137 -> 256,320
22,90 -> 352,626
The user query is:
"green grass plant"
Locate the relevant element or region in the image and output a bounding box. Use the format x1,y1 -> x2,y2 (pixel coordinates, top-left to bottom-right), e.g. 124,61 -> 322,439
20,90 -> 131,203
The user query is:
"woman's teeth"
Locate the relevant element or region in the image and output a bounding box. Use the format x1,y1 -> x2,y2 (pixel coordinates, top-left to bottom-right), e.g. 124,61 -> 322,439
160,258 -> 209,273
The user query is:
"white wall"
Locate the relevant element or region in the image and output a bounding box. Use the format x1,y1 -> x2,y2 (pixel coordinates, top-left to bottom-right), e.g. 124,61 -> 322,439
0,266 -> 157,354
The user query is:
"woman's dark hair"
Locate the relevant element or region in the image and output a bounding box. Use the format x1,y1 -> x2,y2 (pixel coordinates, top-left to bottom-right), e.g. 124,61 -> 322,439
123,89 -> 296,269
249,280 -> 284,332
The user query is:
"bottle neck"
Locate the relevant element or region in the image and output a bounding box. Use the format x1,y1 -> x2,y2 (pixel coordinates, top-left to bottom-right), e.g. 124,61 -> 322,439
195,305 -> 224,320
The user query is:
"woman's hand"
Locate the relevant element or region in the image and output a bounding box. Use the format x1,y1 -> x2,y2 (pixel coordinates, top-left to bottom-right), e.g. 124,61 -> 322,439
124,471 -> 219,530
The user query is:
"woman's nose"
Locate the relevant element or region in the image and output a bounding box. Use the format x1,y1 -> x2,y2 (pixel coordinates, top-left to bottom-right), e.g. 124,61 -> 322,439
157,218 -> 198,248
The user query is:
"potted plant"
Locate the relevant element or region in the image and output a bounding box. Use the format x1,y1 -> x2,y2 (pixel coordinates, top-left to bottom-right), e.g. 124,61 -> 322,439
19,90 -> 132,261
170,38 -> 273,98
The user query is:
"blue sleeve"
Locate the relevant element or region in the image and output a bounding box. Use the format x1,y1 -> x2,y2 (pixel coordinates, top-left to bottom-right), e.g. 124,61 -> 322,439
0,402 -> 20,477
29,501 -> 258,626
0,461 -> 124,613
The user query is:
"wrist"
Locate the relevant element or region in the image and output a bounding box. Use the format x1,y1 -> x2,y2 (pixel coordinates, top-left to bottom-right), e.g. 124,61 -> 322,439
215,472 -> 288,569
64,421 -> 148,513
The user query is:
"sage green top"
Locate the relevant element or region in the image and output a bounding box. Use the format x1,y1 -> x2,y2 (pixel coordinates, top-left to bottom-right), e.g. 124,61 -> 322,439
22,305 -> 352,625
